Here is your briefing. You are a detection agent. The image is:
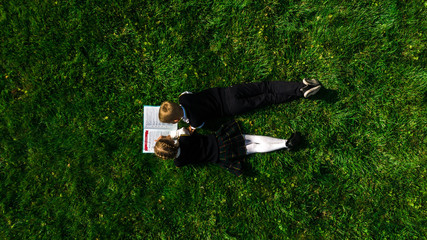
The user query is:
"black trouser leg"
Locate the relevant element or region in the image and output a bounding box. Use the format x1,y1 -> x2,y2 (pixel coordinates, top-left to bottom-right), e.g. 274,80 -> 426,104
224,81 -> 304,115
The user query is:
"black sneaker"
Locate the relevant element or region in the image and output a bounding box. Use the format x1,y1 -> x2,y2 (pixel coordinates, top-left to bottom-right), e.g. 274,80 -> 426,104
301,78 -> 321,98
286,132 -> 302,150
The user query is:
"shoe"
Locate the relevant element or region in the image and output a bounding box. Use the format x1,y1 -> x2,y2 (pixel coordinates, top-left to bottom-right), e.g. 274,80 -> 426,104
286,132 -> 302,150
301,78 -> 321,98
303,78 -> 320,86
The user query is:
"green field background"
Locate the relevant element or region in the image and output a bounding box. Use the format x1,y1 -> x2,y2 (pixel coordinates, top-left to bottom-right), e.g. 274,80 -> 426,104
1,0 -> 426,239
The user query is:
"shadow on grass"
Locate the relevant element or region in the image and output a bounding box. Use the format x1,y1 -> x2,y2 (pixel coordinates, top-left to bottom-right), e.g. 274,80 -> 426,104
423,90 -> 427,104
310,88 -> 339,104
242,161 -> 259,177
293,133 -> 309,152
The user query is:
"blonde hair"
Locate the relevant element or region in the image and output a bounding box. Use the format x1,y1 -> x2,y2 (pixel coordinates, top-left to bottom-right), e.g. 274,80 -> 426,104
159,101 -> 182,123
154,138 -> 179,160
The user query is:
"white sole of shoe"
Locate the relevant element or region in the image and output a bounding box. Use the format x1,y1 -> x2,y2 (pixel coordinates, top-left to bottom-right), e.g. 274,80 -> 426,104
304,85 -> 321,98
303,78 -> 320,86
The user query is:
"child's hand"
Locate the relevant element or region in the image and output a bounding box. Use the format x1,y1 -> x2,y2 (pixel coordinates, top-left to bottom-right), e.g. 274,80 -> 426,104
187,126 -> 196,135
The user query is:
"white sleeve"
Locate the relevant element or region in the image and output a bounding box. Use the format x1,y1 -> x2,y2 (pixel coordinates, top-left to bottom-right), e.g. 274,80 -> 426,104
169,127 -> 190,139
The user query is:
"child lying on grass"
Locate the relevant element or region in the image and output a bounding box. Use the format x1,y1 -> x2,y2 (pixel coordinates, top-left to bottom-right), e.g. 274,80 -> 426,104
154,121 -> 302,176
159,79 -> 321,132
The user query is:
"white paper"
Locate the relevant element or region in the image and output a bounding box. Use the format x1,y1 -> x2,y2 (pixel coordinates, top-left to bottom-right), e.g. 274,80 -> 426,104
143,129 -> 173,153
142,106 -> 177,153
143,106 -> 177,129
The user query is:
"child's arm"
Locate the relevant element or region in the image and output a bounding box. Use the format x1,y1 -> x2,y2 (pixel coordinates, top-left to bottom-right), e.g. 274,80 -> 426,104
187,126 -> 196,135
187,121 -> 204,133
169,127 -> 190,139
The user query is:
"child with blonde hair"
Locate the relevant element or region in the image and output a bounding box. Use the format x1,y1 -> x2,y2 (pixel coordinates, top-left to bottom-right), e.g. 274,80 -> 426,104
154,121 -> 301,176
159,79 -> 321,130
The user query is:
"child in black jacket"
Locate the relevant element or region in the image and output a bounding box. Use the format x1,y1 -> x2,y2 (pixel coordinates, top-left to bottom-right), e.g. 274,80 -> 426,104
158,79 -> 321,131
154,121 -> 302,176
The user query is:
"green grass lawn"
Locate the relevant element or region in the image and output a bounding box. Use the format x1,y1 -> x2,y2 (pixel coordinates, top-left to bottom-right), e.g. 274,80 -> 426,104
1,0 -> 426,239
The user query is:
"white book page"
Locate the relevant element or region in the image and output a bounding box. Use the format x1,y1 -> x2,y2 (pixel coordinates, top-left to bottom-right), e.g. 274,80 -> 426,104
143,106 -> 177,153
142,129 -> 172,153
143,106 -> 177,130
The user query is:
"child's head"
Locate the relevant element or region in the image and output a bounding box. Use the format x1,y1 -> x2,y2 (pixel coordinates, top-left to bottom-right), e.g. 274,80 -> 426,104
159,101 -> 183,123
154,136 -> 179,160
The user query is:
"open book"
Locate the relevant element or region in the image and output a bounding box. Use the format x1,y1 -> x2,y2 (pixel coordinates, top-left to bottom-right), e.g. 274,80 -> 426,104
143,106 -> 178,153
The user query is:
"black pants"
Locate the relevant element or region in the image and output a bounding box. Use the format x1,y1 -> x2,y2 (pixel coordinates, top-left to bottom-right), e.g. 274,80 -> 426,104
223,81 -> 304,115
